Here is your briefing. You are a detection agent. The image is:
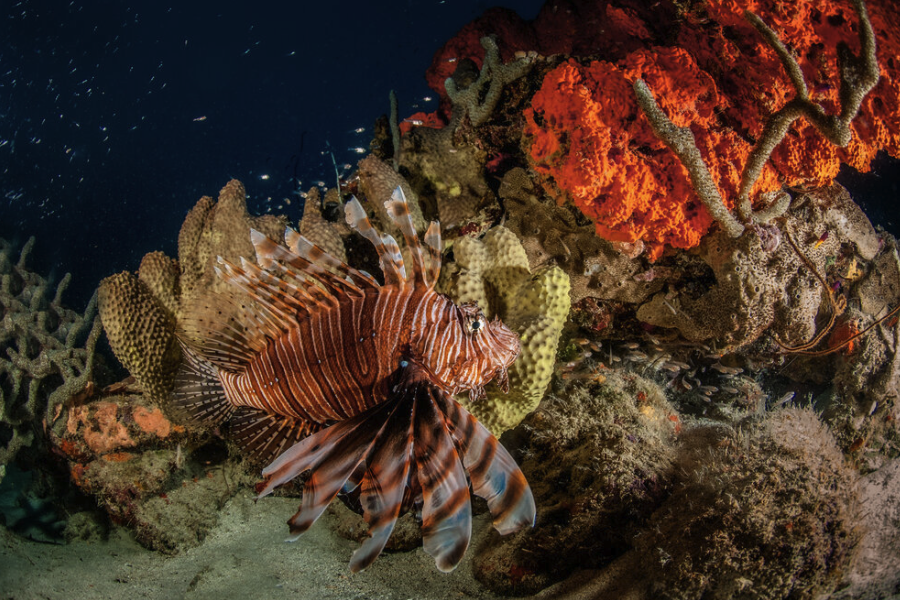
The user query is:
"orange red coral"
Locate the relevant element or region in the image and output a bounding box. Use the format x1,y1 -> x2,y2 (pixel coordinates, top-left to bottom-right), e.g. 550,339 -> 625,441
521,0 -> 900,256
524,49 -> 781,258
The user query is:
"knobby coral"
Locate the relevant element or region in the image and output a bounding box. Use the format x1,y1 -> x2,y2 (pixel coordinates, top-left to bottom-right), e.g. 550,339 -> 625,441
98,180 -> 286,400
439,226 -> 570,435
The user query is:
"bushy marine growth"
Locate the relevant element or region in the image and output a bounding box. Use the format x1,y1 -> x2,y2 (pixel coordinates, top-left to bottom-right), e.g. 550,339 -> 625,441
635,408 -> 861,600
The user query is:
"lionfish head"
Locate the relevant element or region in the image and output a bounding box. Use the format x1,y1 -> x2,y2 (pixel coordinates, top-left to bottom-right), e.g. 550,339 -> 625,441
429,303 -> 520,398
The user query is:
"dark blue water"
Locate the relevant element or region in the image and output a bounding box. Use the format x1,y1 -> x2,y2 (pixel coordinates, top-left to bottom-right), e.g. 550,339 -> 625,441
0,0 -> 545,308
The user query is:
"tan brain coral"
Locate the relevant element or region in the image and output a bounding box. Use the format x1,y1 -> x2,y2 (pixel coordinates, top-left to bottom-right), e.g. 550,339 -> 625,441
98,180 -> 288,400
98,271 -> 180,401
441,226 -> 571,435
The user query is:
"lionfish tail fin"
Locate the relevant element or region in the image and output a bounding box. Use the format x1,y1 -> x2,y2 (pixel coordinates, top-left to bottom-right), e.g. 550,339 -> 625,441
436,392 -> 536,535
344,196 -> 406,286
170,342 -> 234,426
385,187 -> 430,288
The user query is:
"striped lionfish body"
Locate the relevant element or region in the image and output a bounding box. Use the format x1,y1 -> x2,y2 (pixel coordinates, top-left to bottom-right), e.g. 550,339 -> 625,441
172,187 -> 535,572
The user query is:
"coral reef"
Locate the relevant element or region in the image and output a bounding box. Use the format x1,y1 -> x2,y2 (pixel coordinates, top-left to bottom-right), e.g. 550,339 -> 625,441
634,408 -> 861,600
357,154 -> 428,237
298,187 -> 347,263
98,270 -> 180,402
473,371 -> 678,595
520,0 -> 893,257
1,236 -> 101,479
524,49 -> 780,258
499,166 -> 665,305
439,226 -> 570,435
177,179 -> 287,305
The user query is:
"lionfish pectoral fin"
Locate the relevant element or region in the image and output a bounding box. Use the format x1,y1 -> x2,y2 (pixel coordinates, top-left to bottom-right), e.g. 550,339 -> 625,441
170,343 -> 234,426
349,394 -> 417,573
436,392 -> 536,535
229,407 -> 319,465
413,389 -> 472,572
388,362 -> 473,572
258,398 -> 401,538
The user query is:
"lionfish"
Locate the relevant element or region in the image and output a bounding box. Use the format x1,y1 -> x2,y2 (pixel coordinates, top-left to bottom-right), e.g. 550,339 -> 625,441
172,187 -> 535,572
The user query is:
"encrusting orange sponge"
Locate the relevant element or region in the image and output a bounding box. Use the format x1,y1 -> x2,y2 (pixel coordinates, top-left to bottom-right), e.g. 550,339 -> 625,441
524,48 -> 781,260
524,0 -> 900,259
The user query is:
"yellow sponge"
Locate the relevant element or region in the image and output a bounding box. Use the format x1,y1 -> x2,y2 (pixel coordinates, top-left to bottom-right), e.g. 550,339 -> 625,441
442,226 -> 571,435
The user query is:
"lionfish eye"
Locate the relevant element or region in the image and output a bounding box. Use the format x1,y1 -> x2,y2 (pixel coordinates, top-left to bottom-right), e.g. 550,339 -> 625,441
470,319 -> 482,332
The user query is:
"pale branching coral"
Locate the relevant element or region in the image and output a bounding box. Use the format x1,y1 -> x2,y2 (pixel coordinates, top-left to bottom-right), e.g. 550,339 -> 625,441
445,35 -> 534,130
1,237 -> 100,476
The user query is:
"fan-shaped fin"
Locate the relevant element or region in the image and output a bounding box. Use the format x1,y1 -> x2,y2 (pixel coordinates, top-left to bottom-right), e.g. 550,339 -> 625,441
229,407 -> 319,464
257,398 -> 401,537
170,343 -> 234,425
177,287 -> 268,372
436,392 -> 536,535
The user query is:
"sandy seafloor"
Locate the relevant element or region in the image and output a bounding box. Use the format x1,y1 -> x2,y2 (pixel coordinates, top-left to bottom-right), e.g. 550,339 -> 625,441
1,492 -> 498,600
1,490 -> 625,600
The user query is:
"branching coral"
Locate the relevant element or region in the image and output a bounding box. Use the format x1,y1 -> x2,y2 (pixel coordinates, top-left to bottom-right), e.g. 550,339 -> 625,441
1,237 -> 101,476
444,36 -> 534,130
635,0 -> 880,237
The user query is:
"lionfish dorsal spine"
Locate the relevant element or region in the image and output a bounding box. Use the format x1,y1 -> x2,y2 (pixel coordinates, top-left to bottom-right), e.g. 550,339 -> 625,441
423,221 -> 442,287
283,227 -> 379,289
380,233 -> 407,281
250,228 -> 363,299
344,197 -> 406,286
385,186 -> 430,287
